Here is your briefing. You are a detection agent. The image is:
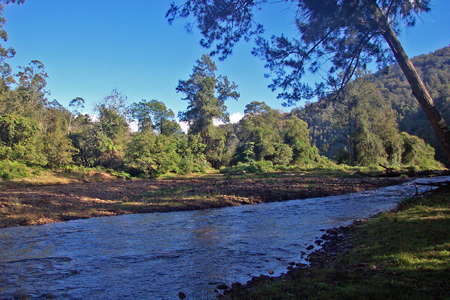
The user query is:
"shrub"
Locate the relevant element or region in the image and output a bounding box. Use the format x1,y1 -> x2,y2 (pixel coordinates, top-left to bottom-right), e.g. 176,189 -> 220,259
400,132 -> 443,170
125,132 -> 181,178
0,160 -> 33,180
0,114 -> 47,166
220,160 -> 274,175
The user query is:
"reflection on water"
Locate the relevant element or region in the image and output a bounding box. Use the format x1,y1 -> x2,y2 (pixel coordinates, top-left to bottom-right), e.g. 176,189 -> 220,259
0,176 -> 448,299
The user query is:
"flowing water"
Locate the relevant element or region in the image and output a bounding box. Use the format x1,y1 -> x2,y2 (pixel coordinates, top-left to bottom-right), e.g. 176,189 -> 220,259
0,176 -> 448,299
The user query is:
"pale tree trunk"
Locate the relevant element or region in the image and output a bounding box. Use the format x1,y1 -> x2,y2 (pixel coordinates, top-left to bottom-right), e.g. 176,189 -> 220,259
373,3 -> 450,168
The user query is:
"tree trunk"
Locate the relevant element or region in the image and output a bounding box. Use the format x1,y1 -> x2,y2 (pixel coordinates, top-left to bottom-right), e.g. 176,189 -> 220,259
372,3 -> 450,168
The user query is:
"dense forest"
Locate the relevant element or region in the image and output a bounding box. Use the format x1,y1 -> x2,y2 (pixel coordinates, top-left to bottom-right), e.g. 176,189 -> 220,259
0,50 -> 445,180
298,46 -> 450,167
0,51 -> 329,179
0,0 -> 446,180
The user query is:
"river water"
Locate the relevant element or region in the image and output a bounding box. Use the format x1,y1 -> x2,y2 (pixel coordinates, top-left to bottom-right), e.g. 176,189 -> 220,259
0,176 -> 448,299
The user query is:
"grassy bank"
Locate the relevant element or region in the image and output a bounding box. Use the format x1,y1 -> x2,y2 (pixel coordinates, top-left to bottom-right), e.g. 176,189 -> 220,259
0,170 -> 406,228
223,187 -> 450,299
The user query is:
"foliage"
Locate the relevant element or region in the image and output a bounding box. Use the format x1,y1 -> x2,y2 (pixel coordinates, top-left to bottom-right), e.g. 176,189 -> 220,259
353,119 -> 386,166
97,90 -> 129,136
283,116 -> 321,165
62,165 -> 131,180
167,0 -> 429,102
0,1 -> 445,180
129,99 -> 179,134
298,49 -> 449,167
42,107 -> 77,168
176,134 -> 210,174
233,101 -> 323,167
177,54 -> 239,135
400,132 -> 442,170
376,46 -> 450,164
125,131 -> 181,177
0,114 -> 46,165
70,125 -> 116,168
167,0 -> 450,168
0,159 -> 33,179
125,132 -> 210,177
220,160 -> 274,175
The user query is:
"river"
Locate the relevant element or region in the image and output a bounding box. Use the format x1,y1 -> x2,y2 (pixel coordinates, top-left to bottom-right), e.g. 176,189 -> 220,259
0,176 -> 448,299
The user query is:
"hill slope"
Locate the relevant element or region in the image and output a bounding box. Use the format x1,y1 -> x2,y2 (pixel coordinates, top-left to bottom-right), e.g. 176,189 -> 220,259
298,46 -> 450,164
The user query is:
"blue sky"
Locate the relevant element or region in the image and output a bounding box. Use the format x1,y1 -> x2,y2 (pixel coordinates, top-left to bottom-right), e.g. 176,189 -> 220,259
4,0 -> 450,122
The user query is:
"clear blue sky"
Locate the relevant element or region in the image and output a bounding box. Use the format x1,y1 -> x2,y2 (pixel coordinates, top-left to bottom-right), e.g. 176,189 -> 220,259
4,0 -> 450,120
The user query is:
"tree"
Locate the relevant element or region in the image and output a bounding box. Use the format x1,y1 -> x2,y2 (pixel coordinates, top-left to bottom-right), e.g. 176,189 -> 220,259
233,101 -> 321,166
236,102 -> 282,163
244,101 -> 272,116
12,60 -> 49,119
338,79 -> 402,165
283,116 -> 321,165
68,97 -> 85,133
70,125 -> 116,168
0,1 -> 25,85
129,99 -> 179,134
97,90 -> 129,142
167,0 -> 450,167
175,134 -> 209,174
42,107 -> 77,168
400,132 -> 442,170
0,114 -> 46,165
125,131 -> 180,177
177,54 -> 239,135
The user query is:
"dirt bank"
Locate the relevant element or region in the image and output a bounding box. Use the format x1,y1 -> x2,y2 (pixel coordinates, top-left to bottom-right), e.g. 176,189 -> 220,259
0,173 -> 406,228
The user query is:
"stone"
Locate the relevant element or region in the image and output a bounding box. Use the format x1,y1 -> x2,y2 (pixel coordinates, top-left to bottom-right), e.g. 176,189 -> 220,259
217,284 -> 228,290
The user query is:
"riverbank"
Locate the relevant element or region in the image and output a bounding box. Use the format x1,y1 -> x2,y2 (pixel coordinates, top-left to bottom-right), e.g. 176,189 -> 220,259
220,186 -> 450,299
0,170 -> 407,228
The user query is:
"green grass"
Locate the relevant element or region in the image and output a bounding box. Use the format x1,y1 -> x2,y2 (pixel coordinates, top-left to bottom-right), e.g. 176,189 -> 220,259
225,187 -> 450,299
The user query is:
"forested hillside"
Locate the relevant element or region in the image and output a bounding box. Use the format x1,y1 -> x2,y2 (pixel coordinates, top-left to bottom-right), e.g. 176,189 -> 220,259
298,46 -> 450,165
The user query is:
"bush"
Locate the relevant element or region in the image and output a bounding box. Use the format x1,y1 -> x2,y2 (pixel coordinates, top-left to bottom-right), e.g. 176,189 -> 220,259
220,160 -> 274,175
62,164 -> 91,175
0,114 -> 47,166
0,160 -> 34,180
400,132 -> 443,170
125,132 -> 181,178
62,165 -> 132,180
108,169 -> 132,180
